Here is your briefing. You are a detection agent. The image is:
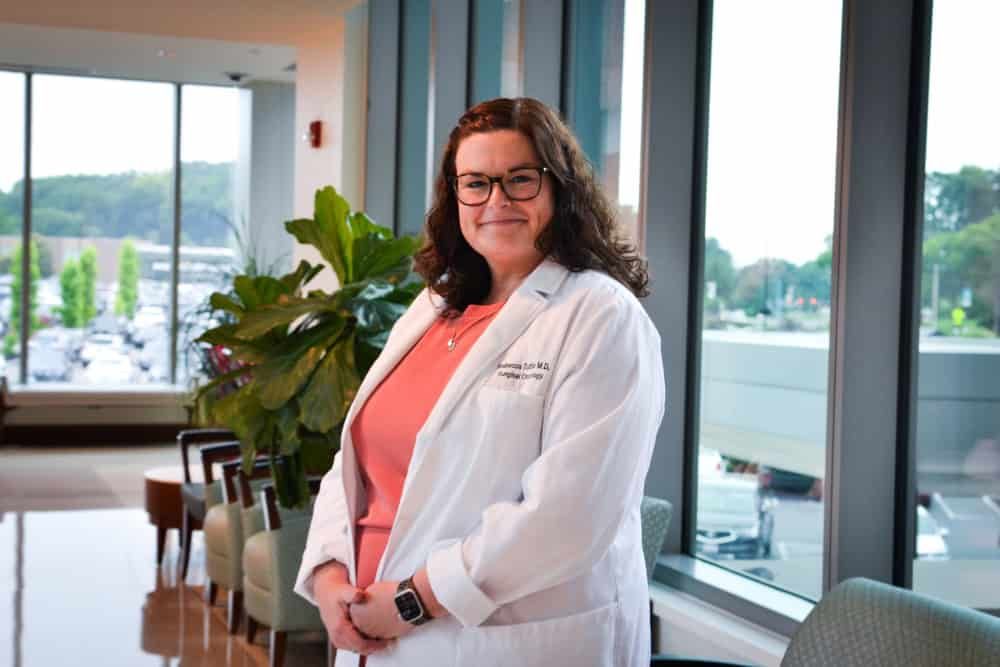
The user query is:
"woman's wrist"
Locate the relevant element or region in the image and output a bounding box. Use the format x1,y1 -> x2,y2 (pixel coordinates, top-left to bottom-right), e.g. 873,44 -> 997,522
313,559 -> 349,593
413,568 -> 447,619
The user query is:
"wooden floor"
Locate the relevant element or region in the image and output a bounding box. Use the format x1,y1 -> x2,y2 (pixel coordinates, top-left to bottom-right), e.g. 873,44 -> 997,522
0,442 -> 328,667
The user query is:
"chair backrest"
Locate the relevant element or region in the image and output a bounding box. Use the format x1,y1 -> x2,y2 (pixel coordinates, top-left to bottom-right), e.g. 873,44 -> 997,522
782,578 -> 1000,667
260,477 -> 323,531
177,428 -> 236,483
640,496 -> 673,581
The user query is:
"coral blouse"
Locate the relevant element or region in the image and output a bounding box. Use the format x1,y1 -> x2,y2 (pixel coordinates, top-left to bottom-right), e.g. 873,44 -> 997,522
350,299 -> 506,589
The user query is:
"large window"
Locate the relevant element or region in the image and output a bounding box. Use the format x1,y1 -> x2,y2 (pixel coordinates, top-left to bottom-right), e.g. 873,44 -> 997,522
397,0 -> 432,237
912,1 -> 1000,609
694,0 -> 842,600
1,72 -> 267,392
565,0 -> 646,245
469,0 -> 522,105
28,75 -> 174,387
0,72 -> 25,383
176,85 -> 242,388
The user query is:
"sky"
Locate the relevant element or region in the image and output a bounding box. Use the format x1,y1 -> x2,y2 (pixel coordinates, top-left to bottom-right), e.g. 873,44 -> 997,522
616,0 -> 1000,267
0,75 -> 239,192
1,1 -> 999,268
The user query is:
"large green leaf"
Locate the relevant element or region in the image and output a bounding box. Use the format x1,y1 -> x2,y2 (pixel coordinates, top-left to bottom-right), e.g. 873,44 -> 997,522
300,431 -> 338,473
287,187 -> 352,284
233,276 -> 260,310
192,366 -> 251,403
354,336 -> 383,377
254,276 -> 292,306
254,318 -> 347,410
271,451 -> 311,509
353,234 -> 419,283
298,336 -> 359,433
211,385 -> 271,465
193,185 -> 424,508
233,296 -> 338,341
280,259 -> 324,294
275,400 -> 302,455
353,299 -> 408,333
209,292 -> 245,317
196,324 -> 267,363
323,188 -> 354,282
232,275 -> 291,311
348,211 -> 392,241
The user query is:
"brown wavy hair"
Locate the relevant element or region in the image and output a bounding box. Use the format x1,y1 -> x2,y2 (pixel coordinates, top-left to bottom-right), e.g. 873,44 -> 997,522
414,97 -> 649,311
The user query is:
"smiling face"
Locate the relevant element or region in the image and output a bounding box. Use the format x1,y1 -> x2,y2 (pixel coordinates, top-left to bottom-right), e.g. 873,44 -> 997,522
454,129 -> 554,280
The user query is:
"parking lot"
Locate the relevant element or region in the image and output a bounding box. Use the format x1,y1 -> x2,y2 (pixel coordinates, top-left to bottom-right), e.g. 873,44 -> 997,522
1,277 -> 216,387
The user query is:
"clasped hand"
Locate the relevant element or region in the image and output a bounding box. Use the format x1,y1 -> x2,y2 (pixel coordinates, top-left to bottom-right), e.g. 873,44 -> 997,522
317,574 -> 413,657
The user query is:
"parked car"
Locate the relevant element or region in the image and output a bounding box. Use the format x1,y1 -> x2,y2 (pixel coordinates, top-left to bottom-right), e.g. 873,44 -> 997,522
758,465 -> 818,496
699,448 -> 725,478
916,505 -> 949,560
27,343 -> 69,382
80,333 -> 125,366
81,349 -> 135,385
696,475 -> 775,559
127,305 -> 167,346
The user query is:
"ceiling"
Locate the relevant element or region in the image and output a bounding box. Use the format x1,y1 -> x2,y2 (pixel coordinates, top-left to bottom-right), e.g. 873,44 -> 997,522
0,1 -> 358,86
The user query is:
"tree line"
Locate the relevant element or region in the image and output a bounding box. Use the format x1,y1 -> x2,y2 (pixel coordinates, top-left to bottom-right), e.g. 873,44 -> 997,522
0,161 -> 234,246
704,166 -> 999,335
3,241 -> 138,357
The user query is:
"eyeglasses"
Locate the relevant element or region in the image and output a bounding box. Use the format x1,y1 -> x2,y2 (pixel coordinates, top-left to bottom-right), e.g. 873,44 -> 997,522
453,166 -> 549,206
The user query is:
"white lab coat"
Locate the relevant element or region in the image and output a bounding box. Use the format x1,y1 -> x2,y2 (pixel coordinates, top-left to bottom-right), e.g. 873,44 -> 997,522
295,259 -> 665,667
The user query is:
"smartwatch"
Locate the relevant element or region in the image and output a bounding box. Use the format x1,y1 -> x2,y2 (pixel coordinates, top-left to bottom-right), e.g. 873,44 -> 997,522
394,576 -> 431,626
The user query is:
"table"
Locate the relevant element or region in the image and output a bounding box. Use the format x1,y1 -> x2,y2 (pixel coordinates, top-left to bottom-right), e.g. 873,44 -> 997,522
144,465 -> 207,564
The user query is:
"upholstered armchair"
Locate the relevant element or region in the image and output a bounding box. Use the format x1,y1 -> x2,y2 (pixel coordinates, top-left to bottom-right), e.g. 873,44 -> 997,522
202,458 -> 271,633
641,496 -> 674,653
242,482 -> 324,667
651,577 -> 1000,666
176,427 -> 237,581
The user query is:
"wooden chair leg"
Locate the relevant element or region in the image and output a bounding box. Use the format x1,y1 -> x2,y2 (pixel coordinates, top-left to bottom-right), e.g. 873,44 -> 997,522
650,599 -> 659,653
246,615 -> 259,644
270,629 -> 287,667
179,510 -> 194,582
206,580 -> 218,606
155,525 -> 167,564
228,589 -> 243,635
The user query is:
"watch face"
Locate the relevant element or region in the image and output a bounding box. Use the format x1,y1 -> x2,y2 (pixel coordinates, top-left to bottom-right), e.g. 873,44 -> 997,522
394,589 -> 424,622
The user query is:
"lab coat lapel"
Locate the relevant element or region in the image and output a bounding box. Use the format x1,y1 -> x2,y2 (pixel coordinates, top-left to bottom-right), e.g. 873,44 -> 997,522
337,288 -> 441,561
343,289 -> 442,431
381,260 -> 570,567
420,259 -> 569,439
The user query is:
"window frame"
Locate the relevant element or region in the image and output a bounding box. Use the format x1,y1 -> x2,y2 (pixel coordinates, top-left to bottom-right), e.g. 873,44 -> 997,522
2,68 -> 239,396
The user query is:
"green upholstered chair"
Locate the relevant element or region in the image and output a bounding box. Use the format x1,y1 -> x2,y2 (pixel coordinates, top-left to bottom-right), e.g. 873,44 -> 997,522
641,497 -> 674,580
780,577 -> 1000,666
651,577 -> 1000,666
641,496 -> 674,654
202,458 -> 272,634
177,428 -> 237,581
242,482 -> 323,667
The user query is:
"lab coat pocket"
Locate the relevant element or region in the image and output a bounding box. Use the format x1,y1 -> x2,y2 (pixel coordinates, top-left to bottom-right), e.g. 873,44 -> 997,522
475,386 -> 545,474
456,601 -> 617,667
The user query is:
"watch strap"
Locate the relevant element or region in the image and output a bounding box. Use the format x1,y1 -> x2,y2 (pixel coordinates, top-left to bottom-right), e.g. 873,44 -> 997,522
396,576 -> 431,625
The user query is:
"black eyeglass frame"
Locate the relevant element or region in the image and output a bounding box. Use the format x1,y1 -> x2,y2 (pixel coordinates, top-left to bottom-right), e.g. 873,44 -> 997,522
452,166 -> 550,206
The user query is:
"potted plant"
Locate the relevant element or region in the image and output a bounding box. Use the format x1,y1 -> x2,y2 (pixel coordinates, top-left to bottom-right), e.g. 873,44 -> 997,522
194,186 -> 423,508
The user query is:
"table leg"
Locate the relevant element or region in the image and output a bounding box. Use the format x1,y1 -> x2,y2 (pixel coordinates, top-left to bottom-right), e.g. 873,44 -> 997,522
156,525 -> 167,564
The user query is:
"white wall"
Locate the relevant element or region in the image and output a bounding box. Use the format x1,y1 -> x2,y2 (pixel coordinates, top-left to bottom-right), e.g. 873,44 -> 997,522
291,20 -> 347,294
652,583 -> 789,666
246,81 -> 296,275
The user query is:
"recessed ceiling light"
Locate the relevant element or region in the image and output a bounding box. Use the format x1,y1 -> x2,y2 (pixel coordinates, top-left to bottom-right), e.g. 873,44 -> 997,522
157,49 -> 176,58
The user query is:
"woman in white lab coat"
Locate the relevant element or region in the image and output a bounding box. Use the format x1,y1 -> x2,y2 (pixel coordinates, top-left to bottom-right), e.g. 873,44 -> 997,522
295,97 -> 665,667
